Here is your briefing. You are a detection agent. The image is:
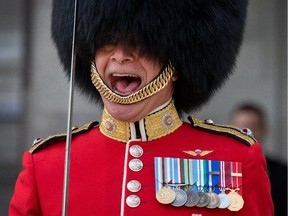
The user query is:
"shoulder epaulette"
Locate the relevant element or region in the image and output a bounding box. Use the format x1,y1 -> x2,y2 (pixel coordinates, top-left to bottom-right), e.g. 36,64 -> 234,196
188,116 -> 256,146
29,121 -> 99,154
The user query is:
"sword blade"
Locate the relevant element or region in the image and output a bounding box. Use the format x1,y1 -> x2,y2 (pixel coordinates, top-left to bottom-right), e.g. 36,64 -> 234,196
62,0 -> 78,215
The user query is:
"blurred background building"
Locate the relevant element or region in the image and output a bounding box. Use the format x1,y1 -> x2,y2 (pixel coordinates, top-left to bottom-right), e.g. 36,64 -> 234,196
0,1 -> 286,215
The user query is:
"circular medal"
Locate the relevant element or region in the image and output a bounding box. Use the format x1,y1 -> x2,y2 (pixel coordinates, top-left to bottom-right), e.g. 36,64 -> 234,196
206,192 -> 220,209
196,192 -> 210,207
171,188 -> 188,207
218,193 -> 231,209
227,190 -> 244,211
156,187 -> 176,204
184,189 -> 200,207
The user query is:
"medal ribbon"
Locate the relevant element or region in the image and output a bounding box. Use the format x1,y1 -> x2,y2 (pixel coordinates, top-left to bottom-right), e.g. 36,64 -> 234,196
181,158 -> 195,186
173,157 -> 181,185
165,157 -> 171,185
196,159 -> 208,192
225,161 -> 231,188
155,157 -> 185,191
196,159 -> 201,190
155,157 -> 239,195
192,159 -> 198,191
208,160 -> 220,193
203,160 -> 208,192
180,158 -> 199,189
182,158 -> 188,185
219,161 -> 226,191
154,157 -> 163,192
231,161 -> 243,195
208,160 -> 213,191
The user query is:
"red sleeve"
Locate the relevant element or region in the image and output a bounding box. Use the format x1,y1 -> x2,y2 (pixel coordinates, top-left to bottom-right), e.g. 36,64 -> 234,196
236,143 -> 274,216
9,151 -> 42,215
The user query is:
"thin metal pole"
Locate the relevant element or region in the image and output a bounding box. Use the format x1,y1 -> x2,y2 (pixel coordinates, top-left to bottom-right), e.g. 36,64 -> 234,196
62,0 -> 78,215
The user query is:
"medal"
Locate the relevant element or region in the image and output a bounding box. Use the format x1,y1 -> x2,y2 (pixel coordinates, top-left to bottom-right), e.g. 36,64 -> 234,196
227,189 -> 244,211
184,158 -> 200,207
171,188 -> 188,207
184,187 -> 200,207
195,159 -> 210,207
196,191 -> 210,207
206,191 -> 220,208
154,157 -> 243,210
156,187 -> 176,204
206,160 -> 220,208
218,190 -> 231,209
230,161 -> 243,196
218,161 -> 231,208
227,162 -> 244,211
155,157 -> 186,205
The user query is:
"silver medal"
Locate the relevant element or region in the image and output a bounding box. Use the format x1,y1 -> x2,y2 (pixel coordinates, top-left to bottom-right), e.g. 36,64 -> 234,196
171,188 -> 188,207
196,192 -> 210,207
184,188 -> 200,207
206,191 -> 220,209
218,192 -> 231,209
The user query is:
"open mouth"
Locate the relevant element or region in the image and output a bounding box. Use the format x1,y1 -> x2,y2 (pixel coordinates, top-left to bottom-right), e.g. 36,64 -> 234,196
109,74 -> 142,96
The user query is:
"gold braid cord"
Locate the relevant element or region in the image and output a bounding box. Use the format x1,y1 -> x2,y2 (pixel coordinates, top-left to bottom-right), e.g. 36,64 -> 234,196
90,61 -> 175,104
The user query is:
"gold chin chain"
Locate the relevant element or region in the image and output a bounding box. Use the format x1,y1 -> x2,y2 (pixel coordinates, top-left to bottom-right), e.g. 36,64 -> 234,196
90,61 -> 175,104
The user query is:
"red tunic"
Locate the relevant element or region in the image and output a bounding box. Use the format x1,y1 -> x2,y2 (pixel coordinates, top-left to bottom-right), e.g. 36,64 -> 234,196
9,121 -> 273,215
10,100 -> 273,216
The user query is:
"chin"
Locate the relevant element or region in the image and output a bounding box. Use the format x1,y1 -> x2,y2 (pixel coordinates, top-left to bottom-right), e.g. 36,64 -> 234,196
103,99 -> 145,122
101,86 -> 173,122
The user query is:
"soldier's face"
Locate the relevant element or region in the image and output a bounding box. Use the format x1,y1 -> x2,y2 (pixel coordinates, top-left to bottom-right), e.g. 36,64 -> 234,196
231,110 -> 266,143
95,44 -> 175,122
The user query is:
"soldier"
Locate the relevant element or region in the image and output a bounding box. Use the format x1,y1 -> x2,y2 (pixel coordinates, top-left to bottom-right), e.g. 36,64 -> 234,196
10,0 -> 273,215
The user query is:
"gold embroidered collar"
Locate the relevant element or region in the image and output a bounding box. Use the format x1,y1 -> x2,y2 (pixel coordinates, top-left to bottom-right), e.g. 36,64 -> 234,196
99,100 -> 182,142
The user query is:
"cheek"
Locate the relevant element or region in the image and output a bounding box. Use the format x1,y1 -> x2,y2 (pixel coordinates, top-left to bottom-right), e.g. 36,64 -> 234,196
142,61 -> 162,80
95,54 -> 108,76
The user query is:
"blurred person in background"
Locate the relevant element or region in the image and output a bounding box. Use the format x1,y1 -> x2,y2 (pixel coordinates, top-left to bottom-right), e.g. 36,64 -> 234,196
230,103 -> 287,216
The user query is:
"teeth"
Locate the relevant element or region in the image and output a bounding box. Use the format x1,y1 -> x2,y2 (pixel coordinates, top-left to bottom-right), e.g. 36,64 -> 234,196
110,73 -> 142,96
112,74 -> 138,78
114,90 -> 125,95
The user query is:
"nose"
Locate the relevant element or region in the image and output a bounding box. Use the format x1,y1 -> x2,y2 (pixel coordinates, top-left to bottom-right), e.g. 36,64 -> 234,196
110,45 -> 135,64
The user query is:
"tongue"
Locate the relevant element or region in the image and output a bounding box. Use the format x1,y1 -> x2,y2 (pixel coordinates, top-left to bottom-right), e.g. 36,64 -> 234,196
115,79 -> 141,95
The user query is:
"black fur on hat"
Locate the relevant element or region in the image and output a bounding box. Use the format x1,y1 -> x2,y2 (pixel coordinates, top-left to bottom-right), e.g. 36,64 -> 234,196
51,0 -> 248,114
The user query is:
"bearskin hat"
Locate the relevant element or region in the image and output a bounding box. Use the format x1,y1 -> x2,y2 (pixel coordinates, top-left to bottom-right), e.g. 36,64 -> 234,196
51,0 -> 248,114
